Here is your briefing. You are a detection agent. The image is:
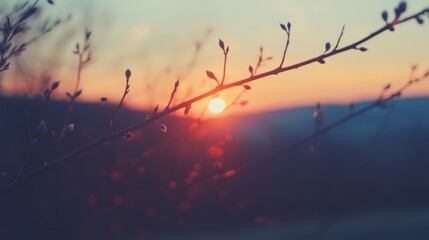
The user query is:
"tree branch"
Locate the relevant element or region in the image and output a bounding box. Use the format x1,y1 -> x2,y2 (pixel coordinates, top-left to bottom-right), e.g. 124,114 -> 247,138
1,7 -> 428,192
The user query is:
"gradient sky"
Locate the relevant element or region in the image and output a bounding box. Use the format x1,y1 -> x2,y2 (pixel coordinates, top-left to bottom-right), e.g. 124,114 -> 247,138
3,0 -> 429,116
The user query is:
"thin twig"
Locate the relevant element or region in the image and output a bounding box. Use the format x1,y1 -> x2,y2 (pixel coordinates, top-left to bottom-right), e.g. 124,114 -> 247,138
279,22 -> 291,68
333,25 -> 345,51
101,70 -> 131,137
164,79 -> 179,111
60,29 -> 92,137
221,50 -> 228,85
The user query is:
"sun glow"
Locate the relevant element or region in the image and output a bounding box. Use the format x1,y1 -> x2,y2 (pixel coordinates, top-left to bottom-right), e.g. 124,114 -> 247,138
208,98 -> 226,114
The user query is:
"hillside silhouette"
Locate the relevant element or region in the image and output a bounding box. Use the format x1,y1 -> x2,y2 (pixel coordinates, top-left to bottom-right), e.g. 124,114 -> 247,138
1,96 -> 429,239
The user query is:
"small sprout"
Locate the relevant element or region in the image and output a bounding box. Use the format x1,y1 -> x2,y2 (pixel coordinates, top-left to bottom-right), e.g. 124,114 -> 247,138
248,65 -> 254,75
225,46 -> 229,55
153,104 -> 159,114
125,69 -> 131,79
65,123 -> 75,134
394,2 -> 407,18
85,28 -> 92,40
416,16 -> 424,25
358,47 -> 368,52
318,59 -> 326,64
243,85 -> 251,90
100,97 -> 108,102
155,122 -> 168,133
219,39 -> 225,51
382,10 -> 388,22
38,121 -> 48,133
123,132 -> 135,141
46,0 -> 54,5
387,25 -> 395,31
66,92 -> 72,99
398,2 -> 407,15
325,42 -> 331,52
174,79 -> 180,89
51,81 -> 60,90
206,70 -> 219,84
280,23 -> 287,31
184,104 -> 192,115
73,89 -> 82,98
287,22 -> 291,31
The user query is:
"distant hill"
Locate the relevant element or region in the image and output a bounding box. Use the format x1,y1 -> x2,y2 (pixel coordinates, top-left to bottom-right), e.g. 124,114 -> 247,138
1,96 -> 429,239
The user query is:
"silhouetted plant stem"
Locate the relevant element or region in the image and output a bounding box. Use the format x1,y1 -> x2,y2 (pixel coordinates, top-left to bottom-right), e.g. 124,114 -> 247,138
164,79 -> 179,111
0,0 -> 58,74
101,70 -> 131,137
279,22 -> 291,68
333,25 -> 345,51
221,51 -> 227,85
59,29 -> 91,138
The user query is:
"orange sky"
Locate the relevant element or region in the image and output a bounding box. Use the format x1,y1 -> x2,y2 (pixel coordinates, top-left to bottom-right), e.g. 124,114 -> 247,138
1,1 -> 428,116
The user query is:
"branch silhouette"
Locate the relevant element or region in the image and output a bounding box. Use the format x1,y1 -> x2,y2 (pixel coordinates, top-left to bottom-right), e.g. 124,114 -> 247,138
1,5 -> 428,192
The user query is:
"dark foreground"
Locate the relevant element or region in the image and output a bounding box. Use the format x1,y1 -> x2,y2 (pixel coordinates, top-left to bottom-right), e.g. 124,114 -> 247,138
1,96 -> 429,239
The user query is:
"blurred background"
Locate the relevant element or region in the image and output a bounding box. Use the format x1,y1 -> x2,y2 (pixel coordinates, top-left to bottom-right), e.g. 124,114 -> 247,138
1,1 -> 429,239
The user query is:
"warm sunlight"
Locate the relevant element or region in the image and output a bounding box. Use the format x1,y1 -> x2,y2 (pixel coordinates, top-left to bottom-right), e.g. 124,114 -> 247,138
208,98 -> 226,114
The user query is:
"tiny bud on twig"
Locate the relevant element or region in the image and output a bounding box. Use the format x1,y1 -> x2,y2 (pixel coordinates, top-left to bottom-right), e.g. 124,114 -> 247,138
206,70 -> 219,84
219,39 -> 225,51
325,42 -> 331,52
382,10 -> 388,22
65,123 -> 75,134
51,81 -> 60,90
153,104 -> 159,113
243,85 -> 251,90
184,104 -> 192,115
123,132 -> 135,141
125,69 -> 131,79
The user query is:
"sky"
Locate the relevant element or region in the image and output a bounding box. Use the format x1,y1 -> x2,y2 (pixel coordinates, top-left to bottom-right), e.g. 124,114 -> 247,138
2,0 -> 429,116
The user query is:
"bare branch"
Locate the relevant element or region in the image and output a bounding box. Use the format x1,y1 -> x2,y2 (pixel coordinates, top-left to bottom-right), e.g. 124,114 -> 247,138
1,7 -> 428,192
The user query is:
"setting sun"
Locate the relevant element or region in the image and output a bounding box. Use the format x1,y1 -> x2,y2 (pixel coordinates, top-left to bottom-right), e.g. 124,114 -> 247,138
208,98 -> 226,114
